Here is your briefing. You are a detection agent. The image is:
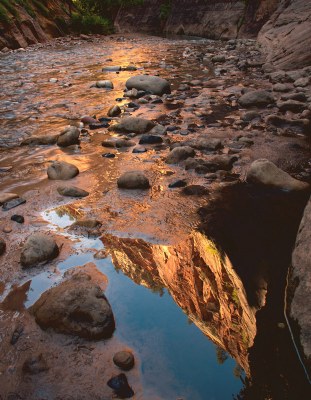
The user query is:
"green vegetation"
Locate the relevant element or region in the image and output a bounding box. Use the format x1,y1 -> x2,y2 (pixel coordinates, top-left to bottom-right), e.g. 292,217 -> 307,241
159,0 -> 171,20
71,11 -> 112,34
0,0 -> 19,17
0,3 -> 9,23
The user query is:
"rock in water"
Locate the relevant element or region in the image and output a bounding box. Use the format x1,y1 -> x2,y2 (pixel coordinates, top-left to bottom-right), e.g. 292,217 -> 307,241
107,105 -> 121,117
247,159 -> 309,191
107,373 -> 134,398
95,80 -> 114,89
117,171 -> 150,189
47,161 -> 79,180
20,233 -> 59,267
126,75 -> 171,96
239,90 -> 275,107
113,351 -> 135,371
21,134 -> 60,146
57,126 -> 80,147
139,135 -> 163,145
109,117 -> 155,134
166,146 -> 195,164
30,266 -> 115,340
57,186 -> 89,198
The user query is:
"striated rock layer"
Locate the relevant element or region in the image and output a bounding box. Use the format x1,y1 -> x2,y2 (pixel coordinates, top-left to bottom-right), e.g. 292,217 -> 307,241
288,196 -> 311,375
0,0 -> 72,50
258,0 -> 311,70
103,231 -> 257,375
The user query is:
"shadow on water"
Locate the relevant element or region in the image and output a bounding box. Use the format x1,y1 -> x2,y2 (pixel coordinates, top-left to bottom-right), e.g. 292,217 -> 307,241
198,182 -> 311,399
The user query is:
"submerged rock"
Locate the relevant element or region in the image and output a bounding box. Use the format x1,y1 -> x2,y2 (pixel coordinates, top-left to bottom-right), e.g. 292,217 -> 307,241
21,134 -> 59,146
30,266 -> 115,340
20,233 -> 59,267
126,75 -> 171,96
113,351 -> 135,371
57,186 -> 89,198
109,117 -> 155,134
117,171 -> 150,189
107,373 -> 134,398
47,161 -> 79,180
247,159 -> 309,191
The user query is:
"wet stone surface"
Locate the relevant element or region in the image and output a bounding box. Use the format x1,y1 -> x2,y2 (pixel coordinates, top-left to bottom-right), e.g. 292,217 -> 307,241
0,33 -> 310,400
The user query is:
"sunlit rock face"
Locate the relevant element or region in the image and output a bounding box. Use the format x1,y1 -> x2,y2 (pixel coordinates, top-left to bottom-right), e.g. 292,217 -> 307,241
103,231 -> 256,375
0,0 -> 71,50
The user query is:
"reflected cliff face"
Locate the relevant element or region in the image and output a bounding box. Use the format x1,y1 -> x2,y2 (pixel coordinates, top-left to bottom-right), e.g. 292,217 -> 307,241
103,230 -> 256,375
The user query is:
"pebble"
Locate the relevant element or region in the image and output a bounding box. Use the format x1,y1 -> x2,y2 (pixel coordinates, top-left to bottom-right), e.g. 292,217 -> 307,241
11,215 -> 25,224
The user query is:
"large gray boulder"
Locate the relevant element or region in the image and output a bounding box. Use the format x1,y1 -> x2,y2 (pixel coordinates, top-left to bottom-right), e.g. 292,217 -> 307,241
47,161 -> 79,180
109,117 -> 155,134
166,146 -> 195,164
239,90 -> 275,107
289,197 -> 311,374
117,171 -> 150,189
57,126 -> 80,147
20,233 -> 59,267
247,159 -> 309,192
30,265 -> 115,340
126,75 -> 171,96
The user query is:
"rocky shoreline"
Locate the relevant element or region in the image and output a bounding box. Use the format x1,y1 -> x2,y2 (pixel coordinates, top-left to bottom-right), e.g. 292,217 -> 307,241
0,33 -> 310,398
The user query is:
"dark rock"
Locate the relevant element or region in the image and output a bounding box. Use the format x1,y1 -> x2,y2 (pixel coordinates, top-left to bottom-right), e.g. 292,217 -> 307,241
117,171 -> 150,189
108,105 -> 121,117
107,373 -> 134,398
277,100 -> 306,113
183,137 -> 222,151
11,215 -> 24,224
21,233 -> 59,268
239,90 -> 275,107
57,186 -> 89,198
30,266 -> 115,340
0,238 -> 6,256
139,135 -> 163,145
242,111 -> 261,122
10,327 -> 23,345
102,138 -> 136,148
47,161 -> 79,180
281,92 -> 307,102
266,115 -> 310,135
2,198 -> 26,211
23,354 -> 49,375
89,122 -> 110,130
102,152 -> 116,158
132,146 -> 147,153
81,116 -> 99,125
113,351 -> 135,371
182,185 -> 209,196
102,66 -> 121,72
169,179 -> 187,188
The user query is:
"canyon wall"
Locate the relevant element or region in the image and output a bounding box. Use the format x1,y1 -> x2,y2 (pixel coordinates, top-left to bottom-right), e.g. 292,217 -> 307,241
0,0 -> 71,50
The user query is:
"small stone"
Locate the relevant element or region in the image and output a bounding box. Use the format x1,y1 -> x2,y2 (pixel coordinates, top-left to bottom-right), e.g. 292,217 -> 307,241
139,135 -> 163,145
113,351 -> 135,371
95,80 -> 114,89
3,198 -> 26,211
102,153 -> 116,158
102,66 -> 121,72
117,171 -> 150,189
169,180 -> 187,188
3,226 -> 12,234
47,161 -> 79,180
57,126 -> 80,147
239,90 -> 275,107
126,75 -> 171,96
11,215 -> 24,224
132,146 -> 147,153
109,117 -> 155,134
182,185 -> 209,196
49,78 -> 58,83
108,105 -> 121,117
20,233 -> 59,267
107,373 -> 134,398
166,146 -> 195,164
57,186 -> 89,198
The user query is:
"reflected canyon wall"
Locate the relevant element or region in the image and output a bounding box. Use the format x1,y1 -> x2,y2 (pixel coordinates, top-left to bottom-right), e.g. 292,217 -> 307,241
103,231 -> 257,375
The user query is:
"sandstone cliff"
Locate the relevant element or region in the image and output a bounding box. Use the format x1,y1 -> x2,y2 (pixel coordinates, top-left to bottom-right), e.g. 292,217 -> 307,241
258,0 -> 311,70
0,0 -> 72,50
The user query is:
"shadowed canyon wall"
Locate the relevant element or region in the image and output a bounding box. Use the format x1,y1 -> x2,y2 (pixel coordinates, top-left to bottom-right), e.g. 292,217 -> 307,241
0,0 -> 72,50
